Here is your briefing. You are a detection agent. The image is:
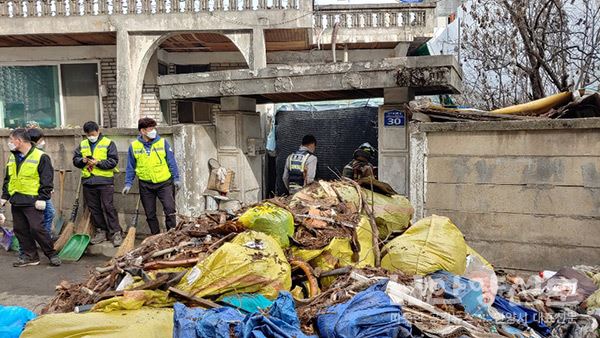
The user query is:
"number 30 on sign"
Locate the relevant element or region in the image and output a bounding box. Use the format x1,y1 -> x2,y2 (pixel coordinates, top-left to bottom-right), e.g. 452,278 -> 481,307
384,110 -> 405,127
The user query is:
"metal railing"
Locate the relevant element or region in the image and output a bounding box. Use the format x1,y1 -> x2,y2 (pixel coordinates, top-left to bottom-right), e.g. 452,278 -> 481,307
314,8 -> 430,29
0,0 -> 301,17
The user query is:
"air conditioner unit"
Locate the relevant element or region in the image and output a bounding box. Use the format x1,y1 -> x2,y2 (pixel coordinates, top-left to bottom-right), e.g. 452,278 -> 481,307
178,101 -> 213,124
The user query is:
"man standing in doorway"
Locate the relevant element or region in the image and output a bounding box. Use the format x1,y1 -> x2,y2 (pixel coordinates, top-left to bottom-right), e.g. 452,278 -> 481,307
73,121 -> 122,246
282,134 -> 317,195
123,117 -> 181,235
1,129 -> 60,267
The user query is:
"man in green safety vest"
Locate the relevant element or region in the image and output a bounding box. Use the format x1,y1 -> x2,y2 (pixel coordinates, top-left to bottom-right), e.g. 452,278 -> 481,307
1,129 -> 61,267
73,121 -> 122,246
123,117 -> 181,235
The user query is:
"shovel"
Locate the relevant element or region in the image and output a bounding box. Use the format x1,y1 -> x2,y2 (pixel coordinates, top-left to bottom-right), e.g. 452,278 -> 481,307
58,209 -> 92,261
54,176 -> 82,251
53,169 -> 66,237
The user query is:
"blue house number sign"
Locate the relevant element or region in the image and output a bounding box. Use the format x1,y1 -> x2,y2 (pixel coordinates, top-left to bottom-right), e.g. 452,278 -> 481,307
384,110 -> 405,127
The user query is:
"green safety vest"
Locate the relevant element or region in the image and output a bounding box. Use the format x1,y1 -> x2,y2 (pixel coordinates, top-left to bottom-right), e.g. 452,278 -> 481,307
7,148 -> 43,196
80,136 -> 117,178
131,138 -> 172,184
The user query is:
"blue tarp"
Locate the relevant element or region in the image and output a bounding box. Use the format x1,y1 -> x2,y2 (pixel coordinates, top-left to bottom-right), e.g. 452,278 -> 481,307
429,270 -> 491,319
493,296 -> 551,337
173,292 -> 314,338
316,280 -> 412,338
0,305 -> 37,338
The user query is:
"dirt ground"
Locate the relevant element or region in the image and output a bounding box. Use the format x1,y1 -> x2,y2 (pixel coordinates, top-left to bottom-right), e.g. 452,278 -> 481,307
0,249 -> 106,313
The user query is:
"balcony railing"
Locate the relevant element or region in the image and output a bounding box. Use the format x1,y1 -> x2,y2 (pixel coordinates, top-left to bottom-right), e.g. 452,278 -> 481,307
0,0 -> 300,17
314,5 -> 432,29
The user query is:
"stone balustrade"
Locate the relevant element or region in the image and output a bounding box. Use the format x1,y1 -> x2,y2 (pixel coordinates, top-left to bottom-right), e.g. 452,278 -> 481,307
0,0 -> 300,17
313,4 -> 434,29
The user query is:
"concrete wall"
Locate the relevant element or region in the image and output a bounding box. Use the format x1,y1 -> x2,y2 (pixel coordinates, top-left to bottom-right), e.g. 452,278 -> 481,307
410,118 -> 600,272
0,125 -> 216,234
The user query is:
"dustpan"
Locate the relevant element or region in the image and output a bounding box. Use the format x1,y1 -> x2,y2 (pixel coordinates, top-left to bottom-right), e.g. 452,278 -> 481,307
58,234 -> 90,261
58,209 -> 92,261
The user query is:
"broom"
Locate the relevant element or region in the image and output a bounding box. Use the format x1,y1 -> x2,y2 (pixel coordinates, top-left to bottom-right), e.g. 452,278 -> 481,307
115,197 -> 141,258
54,176 -> 82,251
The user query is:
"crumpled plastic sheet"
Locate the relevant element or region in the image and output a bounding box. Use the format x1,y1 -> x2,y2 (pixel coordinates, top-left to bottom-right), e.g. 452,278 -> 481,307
316,280 -> 412,338
492,296 -> 551,337
0,305 -> 36,338
173,292 -> 315,338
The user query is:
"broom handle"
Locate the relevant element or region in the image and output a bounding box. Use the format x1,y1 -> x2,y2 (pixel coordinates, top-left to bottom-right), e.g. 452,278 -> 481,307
70,176 -> 82,223
131,197 -> 141,229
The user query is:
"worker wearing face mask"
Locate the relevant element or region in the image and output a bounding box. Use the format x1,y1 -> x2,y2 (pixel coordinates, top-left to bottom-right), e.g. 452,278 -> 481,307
73,121 -> 122,246
1,128 -> 60,267
123,117 -> 180,235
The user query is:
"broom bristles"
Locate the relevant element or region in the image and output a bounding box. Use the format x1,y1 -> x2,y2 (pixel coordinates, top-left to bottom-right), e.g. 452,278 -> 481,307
54,222 -> 74,251
115,227 -> 136,257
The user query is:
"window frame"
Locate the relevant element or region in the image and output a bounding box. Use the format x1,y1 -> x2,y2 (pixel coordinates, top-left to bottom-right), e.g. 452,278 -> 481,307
0,60 -> 104,128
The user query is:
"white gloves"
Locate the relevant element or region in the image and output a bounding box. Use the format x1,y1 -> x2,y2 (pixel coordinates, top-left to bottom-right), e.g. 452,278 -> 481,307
122,185 -> 131,195
0,199 -> 7,207
35,200 -> 47,211
0,213 -> 5,225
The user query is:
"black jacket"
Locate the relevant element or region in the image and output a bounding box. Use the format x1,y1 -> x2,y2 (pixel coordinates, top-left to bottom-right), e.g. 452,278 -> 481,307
73,134 -> 119,186
2,147 -> 54,207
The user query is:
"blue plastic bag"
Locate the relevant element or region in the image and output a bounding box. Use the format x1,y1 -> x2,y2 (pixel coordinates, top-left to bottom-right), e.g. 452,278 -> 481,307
0,305 -> 37,338
173,303 -> 244,338
174,292 -> 314,338
242,292 -> 315,338
429,270 -> 491,319
493,296 -> 551,337
316,280 -> 412,338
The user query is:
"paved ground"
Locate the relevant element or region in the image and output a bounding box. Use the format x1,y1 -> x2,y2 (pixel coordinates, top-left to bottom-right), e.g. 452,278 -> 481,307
0,250 -> 106,313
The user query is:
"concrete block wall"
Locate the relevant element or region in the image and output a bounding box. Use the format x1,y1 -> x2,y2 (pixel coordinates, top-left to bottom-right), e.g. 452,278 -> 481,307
140,84 -> 163,123
410,118 -> 600,272
101,58 -> 165,127
100,58 -> 118,128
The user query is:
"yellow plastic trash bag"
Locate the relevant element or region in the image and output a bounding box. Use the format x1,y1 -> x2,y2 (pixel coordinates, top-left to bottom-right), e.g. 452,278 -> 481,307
293,215 -> 374,268
381,215 -> 467,276
177,231 -> 291,300
92,290 -> 175,312
364,190 -> 414,240
292,216 -> 374,287
21,308 -> 173,338
587,289 -> 600,310
239,203 -> 294,248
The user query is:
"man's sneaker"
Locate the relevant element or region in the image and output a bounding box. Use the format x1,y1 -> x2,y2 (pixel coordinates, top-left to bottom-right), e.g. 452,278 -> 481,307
49,255 -> 61,266
13,257 -> 40,267
112,232 -> 123,247
90,231 -> 107,245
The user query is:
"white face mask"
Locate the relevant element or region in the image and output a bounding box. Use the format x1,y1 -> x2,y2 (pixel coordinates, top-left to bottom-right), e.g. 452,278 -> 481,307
88,135 -> 98,143
8,142 -> 16,152
36,140 -> 46,150
146,129 -> 157,139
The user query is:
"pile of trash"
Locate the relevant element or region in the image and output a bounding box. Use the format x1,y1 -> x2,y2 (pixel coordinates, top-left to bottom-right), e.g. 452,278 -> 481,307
11,179 -> 600,337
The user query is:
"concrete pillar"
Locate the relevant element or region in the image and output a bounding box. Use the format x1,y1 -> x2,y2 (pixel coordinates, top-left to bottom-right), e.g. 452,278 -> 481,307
116,30 -> 163,127
378,87 -> 414,196
408,123 -> 426,221
215,96 -> 263,204
223,29 -> 266,71
172,124 -> 218,216
251,28 -> 267,71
